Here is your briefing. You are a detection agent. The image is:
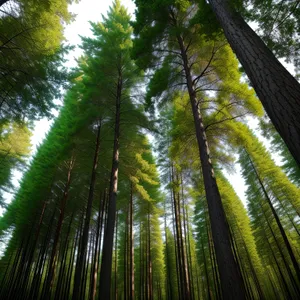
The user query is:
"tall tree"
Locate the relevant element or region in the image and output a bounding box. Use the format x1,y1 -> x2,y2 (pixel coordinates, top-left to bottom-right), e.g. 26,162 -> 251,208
77,2 -> 142,298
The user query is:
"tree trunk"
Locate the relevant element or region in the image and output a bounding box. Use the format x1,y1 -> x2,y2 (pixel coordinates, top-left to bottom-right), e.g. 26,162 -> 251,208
90,192 -> 105,300
124,209 -> 129,300
147,209 -> 153,300
164,198 -> 173,300
19,201 -> 48,296
99,73 -> 122,299
54,213 -> 74,300
233,214 -> 265,300
72,122 -> 101,300
29,205 -> 57,300
176,33 -> 246,300
170,174 -> 181,299
171,166 -> 185,299
43,157 -> 75,299
208,0 -> 300,166
64,226 -> 80,300
260,216 -> 294,299
114,211 -> 118,300
129,183 -> 135,300
247,151 -> 300,286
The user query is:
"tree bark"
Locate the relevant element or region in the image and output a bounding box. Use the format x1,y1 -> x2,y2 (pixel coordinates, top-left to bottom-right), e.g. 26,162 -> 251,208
72,122 -> 101,300
99,72 -> 122,299
208,0 -> 300,166
176,32 -> 246,300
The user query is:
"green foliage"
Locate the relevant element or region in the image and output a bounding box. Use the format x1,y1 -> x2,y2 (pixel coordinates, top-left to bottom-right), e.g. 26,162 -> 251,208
243,0 -> 300,72
0,122 -> 31,206
0,0 -> 75,123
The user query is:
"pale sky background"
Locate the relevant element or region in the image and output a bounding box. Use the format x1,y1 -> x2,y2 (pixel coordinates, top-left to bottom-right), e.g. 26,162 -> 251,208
2,0 -> 287,214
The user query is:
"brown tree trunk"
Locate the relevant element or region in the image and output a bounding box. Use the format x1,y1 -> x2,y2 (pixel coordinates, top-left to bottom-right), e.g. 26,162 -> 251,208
72,122 -> 101,300
176,32 -> 246,300
99,73 -> 122,299
208,0 -> 300,166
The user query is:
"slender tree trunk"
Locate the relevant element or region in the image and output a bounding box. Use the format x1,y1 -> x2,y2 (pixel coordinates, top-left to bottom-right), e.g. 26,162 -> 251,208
99,73 -> 122,299
171,166 -> 185,299
88,233 -> 97,299
140,221 -> 144,300
129,183 -> 135,300
201,235 -> 212,300
147,209 -> 153,300
0,240 -> 23,298
82,234 -> 93,299
43,157 -> 75,299
19,200 -> 48,296
54,214 -> 74,300
206,216 -> 221,300
175,32 -> 246,300
261,226 -> 293,299
247,151 -> 300,285
0,252 -> 13,295
29,204 -> 57,300
124,209 -> 129,300
233,214 -> 265,300
164,198 -> 173,300
229,226 -> 252,300
183,201 -> 194,300
73,122 -> 101,300
8,214 -> 38,299
169,169 -> 181,299
64,226 -> 81,300
90,192 -> 105,300
114,211 -> 118,300
207,0 -> 300,166
177,173 -> 190,300
259,200 -> 300,297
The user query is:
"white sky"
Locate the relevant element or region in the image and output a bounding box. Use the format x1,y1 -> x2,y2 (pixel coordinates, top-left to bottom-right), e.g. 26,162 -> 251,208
2,0 -> 287,213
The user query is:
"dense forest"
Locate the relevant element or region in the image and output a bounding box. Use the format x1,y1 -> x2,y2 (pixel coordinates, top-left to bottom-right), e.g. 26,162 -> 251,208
0,0 -> 299,299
